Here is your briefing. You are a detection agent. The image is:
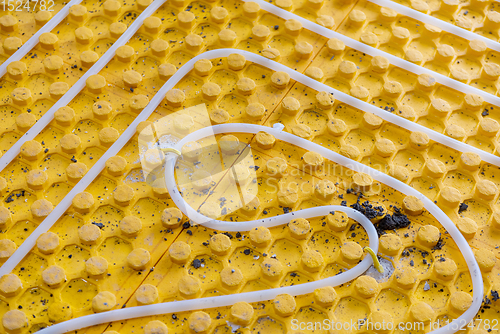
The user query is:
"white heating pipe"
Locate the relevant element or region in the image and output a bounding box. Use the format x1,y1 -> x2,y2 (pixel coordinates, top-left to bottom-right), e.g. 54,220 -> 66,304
0,0 -> 83,78
164,123 -> 483,334
368,0 -> 500,52
0,50 -> 482,334
0,0 -> 169,173
245,0 -> 500,108
37,205 -> 378,333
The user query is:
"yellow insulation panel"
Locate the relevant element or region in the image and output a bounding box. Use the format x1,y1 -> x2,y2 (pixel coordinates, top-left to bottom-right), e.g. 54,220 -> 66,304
0,0 -> 499,333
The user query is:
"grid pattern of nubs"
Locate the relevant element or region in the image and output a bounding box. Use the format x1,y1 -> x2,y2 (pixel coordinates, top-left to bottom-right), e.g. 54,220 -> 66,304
0,0 -> 146,155
0,0 -> 334,331
70,54 -> 497,332
393,0 -> 500,43
336,0 -> 500,94
296,40 -> 500,159
0,3 -> 67,65
269,0 -> 500,97
54,56 -> 486,333
0,0 -> 499,333
0,0 -> 324,264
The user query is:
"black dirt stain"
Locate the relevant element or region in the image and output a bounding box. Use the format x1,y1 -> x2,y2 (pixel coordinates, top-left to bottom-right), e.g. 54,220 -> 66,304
458,202 -> 468,213
377,208 -> 410,231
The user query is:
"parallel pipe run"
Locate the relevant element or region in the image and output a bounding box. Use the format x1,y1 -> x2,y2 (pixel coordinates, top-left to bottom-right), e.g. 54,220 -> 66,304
0,0 -> 169,174
246,0 -> 500,108
0,0 -> 83,78
2,0 -> 499,179
368,0 -> 500,52
0,50 -> 482,334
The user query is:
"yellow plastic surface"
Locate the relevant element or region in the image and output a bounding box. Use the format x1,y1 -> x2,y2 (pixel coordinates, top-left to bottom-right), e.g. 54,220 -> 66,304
0,0 -> 500,333
393,0 -> 500,42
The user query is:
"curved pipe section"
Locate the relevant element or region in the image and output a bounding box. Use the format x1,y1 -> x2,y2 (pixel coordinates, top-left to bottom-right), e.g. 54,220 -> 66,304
0,50 -> 482,334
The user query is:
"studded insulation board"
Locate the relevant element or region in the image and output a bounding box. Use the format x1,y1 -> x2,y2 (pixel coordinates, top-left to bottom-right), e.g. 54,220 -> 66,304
0,0 -> 499,333
0,3 -> 67,65
389,0 -> 500,43
272,0 -> 500,96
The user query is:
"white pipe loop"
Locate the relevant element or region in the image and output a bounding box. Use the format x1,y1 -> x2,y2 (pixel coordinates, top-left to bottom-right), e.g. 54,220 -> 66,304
0,50 -> 483,334
37,205 -> 376,333
164,123 -> 483,334
1,48 -> 490,277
